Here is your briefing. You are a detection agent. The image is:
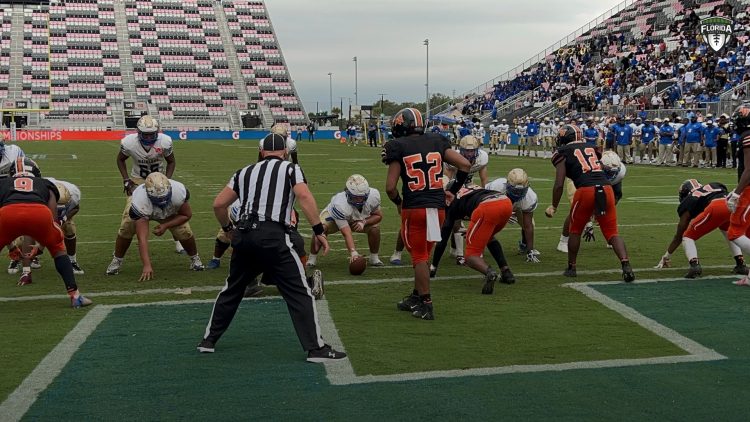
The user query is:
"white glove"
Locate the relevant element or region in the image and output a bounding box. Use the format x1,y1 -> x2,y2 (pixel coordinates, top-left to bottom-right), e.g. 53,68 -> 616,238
654,252 -> 671,268
728,192 -> 740,213
352,220 -> 366,232
429,264 -> 437,278
526,249 -> 541,263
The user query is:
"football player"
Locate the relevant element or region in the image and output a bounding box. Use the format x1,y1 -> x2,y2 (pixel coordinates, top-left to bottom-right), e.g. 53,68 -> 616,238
106,172 -> 205,280
431,182 -> 515,294
488,119 -> 500,155
498,118 -> 510,152
485,168 -> 540,263
546,125 -> 634,281
113,115 -> 183,257
656,179 -> 747,278
1,132 -> 29,274
0,158 -> 92,308
727,103 -> 750,285
307,174 -> 383,267
383,108 -> 471,320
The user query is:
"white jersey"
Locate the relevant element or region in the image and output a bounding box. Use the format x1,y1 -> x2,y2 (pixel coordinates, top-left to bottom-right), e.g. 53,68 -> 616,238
517,125 -> 527,136
286,136 -> 297,154
630,123 -> 644,137
45,177 -> 81,221
540,122 -> 555,137
472,126 -> 485,141
0,144 -> 25,177
129,179 -> 188,221
485,178 -> 538,213
489,124 -> 500,135
447,149 -> 489,183
325,189 -> 381,229
609,163 -> 627,185
120,133 -> 174,179
499,124 -> 510,134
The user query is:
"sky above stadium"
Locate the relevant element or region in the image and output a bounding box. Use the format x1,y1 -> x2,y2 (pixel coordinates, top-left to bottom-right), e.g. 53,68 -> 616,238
265,0 -> 623,113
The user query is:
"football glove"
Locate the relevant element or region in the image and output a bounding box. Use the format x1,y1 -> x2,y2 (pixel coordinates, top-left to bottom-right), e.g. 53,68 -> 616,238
526,249 -> 541,263
654,252 -> 671,269
728,191 -> 740,213
429,264 -> 437,278
583,221 -> 596,242
123,178 -> 137,196
507,214 -> 518,225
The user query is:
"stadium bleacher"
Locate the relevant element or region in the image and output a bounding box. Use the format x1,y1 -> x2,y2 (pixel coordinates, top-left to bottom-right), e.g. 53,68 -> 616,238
0,0 -> 306,129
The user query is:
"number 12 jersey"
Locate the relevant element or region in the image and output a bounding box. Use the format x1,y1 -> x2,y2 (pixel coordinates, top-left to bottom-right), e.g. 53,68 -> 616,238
552,143 -> 610,188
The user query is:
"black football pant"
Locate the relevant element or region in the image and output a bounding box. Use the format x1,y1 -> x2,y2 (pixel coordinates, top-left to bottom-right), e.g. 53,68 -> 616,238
202,223 -> 324,351
717,139 -> 728,168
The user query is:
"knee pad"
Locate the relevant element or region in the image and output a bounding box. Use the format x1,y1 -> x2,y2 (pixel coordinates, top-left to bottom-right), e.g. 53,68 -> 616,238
62,219 -> 77,239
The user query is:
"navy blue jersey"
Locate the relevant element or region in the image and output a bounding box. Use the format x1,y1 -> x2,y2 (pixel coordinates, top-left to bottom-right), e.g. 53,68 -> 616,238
677,182 -> 728,218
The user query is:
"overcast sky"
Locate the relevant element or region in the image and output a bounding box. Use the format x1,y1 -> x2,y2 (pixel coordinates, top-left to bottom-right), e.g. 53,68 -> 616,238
265,0 -> 623,113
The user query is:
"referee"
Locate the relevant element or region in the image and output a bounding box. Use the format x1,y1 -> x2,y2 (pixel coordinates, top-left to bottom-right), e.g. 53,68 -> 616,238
198,133 -> 347,363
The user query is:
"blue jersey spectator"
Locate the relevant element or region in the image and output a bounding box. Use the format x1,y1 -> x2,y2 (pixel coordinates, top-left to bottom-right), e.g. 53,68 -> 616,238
612,121 -> 632,146
683,121 -> 704,144
641,122 -> 656,143
658,122 -> 675,144
703,123 -> 722,148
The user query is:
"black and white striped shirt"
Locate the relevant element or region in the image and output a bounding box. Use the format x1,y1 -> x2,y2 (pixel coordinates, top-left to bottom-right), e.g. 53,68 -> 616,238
228,157 -> 306,226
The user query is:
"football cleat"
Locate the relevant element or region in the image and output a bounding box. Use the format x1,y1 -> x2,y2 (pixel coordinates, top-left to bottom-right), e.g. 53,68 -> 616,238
7,260 -> 20,275
622,261 -> 636,283
685,260 -> 702,279
563,265 -> 577,278
206,258 -> 221,270
389,253 -> 402,266
500,267 -> 516,285
397,294 -> 420,312
196,339 -> 215,353
71,295 -> 93,308
306,344 -> 347,362
30,257 -> 41,269
482,269 -> 499,295
732,264 -> 748,275
310,269 -> 324,300
105,257 -> 122,275
456,256 -> 466,266
411,301 -> 434,320
369,258 -> 384,267
190,256 -> 205,271
71,261 -> 85,275
733,276 -> 750,286
17,273 -> 32,286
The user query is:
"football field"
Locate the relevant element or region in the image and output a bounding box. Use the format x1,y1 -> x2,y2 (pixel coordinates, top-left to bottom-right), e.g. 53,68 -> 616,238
1,139 -> 749,420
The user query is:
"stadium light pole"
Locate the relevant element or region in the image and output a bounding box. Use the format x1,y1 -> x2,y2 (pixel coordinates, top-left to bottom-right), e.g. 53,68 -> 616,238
424,39 -> 430,121
378,93 -> 387,118
328,72 -> 333,113
353,56 -> 358,106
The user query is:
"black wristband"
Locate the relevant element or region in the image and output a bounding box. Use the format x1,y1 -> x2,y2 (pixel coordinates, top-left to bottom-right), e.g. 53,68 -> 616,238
221,223 -> 234,233
312,223 -> 325,236
450,170 -> 469,194
391,194 -> 402,206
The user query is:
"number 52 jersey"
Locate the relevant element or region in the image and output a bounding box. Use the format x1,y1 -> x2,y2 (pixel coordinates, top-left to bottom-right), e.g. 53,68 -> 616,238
120,133 -> 174,179
551,143 -> 609,188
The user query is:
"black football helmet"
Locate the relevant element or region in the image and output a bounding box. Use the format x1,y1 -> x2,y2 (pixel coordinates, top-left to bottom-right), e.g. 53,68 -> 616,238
678,179 -> 701,202
391,108 -> 425,138
9,157 -> 41,178
556,124 -> 582,146
732,103 -> 750,134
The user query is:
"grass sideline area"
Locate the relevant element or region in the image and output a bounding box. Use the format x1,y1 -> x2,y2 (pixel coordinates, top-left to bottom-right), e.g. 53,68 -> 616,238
1,139 -> 749,419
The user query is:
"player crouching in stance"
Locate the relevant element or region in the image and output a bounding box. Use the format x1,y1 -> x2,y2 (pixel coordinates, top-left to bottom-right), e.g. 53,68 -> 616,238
307,174 -> 384,267
0,158 -> 92,307
546,125 -> 635,282
485,168 -> 541,263
726,103 -> 750,286
655,180 -> 747,278
106,173 -> 205,280
431,181 -> 515,294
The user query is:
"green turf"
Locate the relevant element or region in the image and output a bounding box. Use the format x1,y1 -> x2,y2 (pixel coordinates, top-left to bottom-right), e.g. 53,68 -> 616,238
3,140 -> 750,419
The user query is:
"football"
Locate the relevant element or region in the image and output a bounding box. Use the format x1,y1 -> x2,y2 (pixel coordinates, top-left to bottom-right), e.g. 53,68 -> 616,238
349,255 -> 367,276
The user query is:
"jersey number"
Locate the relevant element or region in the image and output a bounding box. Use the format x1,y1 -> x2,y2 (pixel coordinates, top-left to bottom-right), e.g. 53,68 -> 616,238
691,185 -> 723,198
13,178 -> 33,192
139,163 -> 161,179
573,148 -> 602,173
403,152 -> 442,192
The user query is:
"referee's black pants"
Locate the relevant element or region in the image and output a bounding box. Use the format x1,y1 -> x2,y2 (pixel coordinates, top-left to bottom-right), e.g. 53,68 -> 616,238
203,222 -> 325,351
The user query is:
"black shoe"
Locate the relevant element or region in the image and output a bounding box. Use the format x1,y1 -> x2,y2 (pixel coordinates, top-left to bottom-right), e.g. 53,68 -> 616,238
411,301 -> 434,320
306,344 -> 347,363
482,269 -> 499,295
563,266 -> 577,277
397,294 -> 420,312
732,264 -> 748,275
243,282 -> 264,298
622,261 -> 635,283
685,260 -> 702,279
197,339 -> 215,353
500,267 -> 516,285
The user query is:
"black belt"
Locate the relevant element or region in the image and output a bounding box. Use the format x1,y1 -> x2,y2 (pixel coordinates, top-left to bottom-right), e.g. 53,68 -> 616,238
236,214 -> 288,233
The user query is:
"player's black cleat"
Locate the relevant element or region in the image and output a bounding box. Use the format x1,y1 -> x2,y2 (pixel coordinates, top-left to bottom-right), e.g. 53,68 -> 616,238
482,269 -> 499,295
500,267 -> 516,285
622,261 -> 635,283
411,301 -> 434,320
685,260 -> 702,279
563,265 -> 577,278
732,264 -> 748,275
397,294 -> 420,312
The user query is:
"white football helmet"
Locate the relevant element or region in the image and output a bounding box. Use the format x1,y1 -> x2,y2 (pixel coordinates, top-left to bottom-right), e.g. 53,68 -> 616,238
55,182 -> 71,205
137,115 -> 160,146
506,168 -> 529,202
270,124 -> 288,137
345,174 -> 369,207
144,172 -> 172,208
600,151 -> 622,182
459,135 -> 480,163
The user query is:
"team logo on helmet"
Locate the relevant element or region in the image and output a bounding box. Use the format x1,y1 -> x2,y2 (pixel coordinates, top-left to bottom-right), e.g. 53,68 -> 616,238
700,16 -> 733,52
